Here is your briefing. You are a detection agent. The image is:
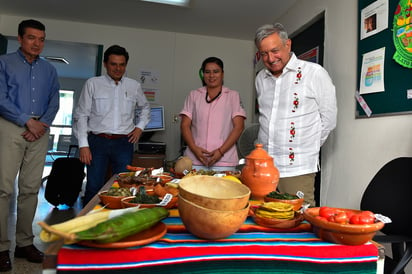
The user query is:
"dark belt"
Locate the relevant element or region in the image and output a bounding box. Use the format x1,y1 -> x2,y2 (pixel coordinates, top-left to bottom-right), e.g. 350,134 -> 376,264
95,133 -> 128,140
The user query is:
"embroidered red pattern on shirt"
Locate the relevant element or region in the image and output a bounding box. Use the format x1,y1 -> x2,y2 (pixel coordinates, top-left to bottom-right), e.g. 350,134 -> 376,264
289,122 -> 295,142
289,147 -> 295,165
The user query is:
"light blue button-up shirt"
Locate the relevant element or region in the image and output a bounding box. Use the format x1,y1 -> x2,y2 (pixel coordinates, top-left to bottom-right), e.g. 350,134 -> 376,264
0,49 -> 60,127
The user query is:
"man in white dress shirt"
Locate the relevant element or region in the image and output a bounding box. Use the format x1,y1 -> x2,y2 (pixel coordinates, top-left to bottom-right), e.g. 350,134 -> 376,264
73,45 -> 150,206
254,23 -> 337,206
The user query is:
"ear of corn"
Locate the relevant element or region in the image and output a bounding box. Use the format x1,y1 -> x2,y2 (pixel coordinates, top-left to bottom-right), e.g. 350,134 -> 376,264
39,207 -> 141,243
38,207 -> 169,244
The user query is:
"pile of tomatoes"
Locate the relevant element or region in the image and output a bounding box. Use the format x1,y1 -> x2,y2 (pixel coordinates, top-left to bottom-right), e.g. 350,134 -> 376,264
316,207 -> 376,225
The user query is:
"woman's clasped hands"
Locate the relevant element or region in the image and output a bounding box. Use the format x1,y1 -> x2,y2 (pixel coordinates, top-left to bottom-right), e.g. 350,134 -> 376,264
192,146 -> 223,167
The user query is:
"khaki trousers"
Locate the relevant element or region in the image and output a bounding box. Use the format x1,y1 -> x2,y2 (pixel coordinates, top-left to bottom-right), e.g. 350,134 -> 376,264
0,117 -> 48,251
277,173 -> 317,207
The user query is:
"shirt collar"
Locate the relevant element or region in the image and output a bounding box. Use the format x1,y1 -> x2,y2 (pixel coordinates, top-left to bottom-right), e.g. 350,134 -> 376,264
263,52 -> 299,78
104,74 -> 124,85
199,85 -> 229,93
17,48 -> 39,64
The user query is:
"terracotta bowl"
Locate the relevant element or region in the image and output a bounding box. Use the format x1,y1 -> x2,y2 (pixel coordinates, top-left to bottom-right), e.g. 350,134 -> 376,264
121,196 -> 158,209
263,196 -> 304,211
120,195 -> 178,209
98,191 -> 129,209
250,206 -> 304,229
303,207 -> 385,245
178,194 -> 249,240
178,175 -> 250,211
117,172 -> 157,189
152,174 -> 173,184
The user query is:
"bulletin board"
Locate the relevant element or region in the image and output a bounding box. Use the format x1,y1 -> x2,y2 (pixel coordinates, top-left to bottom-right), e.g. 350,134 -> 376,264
356,0 -> 412,118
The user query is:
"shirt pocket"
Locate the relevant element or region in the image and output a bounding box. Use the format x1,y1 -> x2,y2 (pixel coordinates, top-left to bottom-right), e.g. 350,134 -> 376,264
122,95 -> 137,115
93,94 -> 111,114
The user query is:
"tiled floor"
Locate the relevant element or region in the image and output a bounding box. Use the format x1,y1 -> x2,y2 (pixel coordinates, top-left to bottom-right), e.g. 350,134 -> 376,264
4,166 -> 83,274
3,166 -> 412,274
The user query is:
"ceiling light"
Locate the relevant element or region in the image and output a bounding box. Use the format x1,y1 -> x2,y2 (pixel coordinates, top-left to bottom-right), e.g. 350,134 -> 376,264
44,56 -> 70,64
141,0 -> 190,7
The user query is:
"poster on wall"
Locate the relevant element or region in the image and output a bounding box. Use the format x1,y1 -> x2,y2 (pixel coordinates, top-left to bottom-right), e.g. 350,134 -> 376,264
138,68 -> 160,103
143,87 -> 158,103
360,47 -> 386,94
392,0 -> 412,68
360,0 -> 389,40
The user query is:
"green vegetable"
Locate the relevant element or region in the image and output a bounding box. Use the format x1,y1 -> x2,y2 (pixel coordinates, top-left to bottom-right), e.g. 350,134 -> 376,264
38,207 -> 169,244
266,191 -> 299,200
130,186 -> 161,204
106,187 -> 132,196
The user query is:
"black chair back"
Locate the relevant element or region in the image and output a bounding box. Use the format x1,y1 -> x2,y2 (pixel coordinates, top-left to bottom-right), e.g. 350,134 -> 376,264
361,157 -> 412,274
361,157 -> 412,236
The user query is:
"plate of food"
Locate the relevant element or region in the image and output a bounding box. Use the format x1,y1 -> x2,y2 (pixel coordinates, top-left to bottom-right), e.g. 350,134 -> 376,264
77,222 -> 167,248
249,202 -> 304,229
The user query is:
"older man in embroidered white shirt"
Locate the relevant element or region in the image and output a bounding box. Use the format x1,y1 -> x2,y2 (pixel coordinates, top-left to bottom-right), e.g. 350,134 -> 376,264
254,23 -> 337,206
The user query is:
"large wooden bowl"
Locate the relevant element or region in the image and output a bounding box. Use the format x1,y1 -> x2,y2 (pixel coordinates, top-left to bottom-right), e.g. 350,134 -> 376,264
178,194 -> 249,240
303,207 -> 385,245
178,175 -> 250,211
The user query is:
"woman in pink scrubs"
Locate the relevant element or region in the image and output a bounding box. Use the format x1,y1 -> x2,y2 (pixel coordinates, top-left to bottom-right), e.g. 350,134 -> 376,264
180,57 -> 246,171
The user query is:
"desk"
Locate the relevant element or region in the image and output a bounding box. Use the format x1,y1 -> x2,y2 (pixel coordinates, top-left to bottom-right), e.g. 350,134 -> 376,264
44,176 -> 384,273
132,153 -> 165,168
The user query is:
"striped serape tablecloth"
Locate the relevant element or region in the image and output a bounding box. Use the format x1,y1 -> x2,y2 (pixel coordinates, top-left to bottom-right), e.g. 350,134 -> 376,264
56,215 -> 380,273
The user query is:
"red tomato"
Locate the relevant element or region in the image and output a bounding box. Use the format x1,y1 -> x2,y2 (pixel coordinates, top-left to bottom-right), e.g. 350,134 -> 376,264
349,214 -> 361,224
349,211 -> 375,225
319,207 -> 337,218
358,214 -> 375,224
333,211 -> 349,224
360,210 -> 375,217
327,215 -> 336,222
344,210 -> 355,220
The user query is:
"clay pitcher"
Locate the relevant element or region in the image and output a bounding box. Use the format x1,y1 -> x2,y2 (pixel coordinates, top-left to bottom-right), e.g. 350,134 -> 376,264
240,144 -> 279,201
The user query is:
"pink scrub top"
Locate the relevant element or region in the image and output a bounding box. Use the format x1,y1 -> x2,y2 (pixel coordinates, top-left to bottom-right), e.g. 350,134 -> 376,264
180,86 -> 246,167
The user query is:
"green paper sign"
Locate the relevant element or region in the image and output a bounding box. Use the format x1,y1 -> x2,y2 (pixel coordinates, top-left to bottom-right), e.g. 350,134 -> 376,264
393,0 -> 412,68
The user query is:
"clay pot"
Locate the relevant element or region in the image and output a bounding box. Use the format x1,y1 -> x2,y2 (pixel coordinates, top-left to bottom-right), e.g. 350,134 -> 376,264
240,144 -> 279,201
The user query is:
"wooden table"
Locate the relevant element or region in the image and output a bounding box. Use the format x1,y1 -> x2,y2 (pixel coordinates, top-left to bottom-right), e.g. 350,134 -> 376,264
43,175 -> 385,273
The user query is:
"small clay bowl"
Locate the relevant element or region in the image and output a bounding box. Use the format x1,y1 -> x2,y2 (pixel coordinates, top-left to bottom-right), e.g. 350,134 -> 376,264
98,191 -> 128,209
121,195 -> 177,209
152,174 -> 173,184
250,206 -> 303,229
263,196 -> 304,211
121,196 -> 158,209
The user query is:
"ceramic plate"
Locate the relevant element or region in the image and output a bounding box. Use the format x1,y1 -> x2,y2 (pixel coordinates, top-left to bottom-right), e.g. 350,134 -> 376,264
251,206 -> 304,229
77,222 -> 167,248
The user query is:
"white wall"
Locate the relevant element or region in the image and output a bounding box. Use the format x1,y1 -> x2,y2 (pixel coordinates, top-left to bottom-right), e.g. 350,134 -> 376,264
278,0 -> 412,209
0,15 -> 255,161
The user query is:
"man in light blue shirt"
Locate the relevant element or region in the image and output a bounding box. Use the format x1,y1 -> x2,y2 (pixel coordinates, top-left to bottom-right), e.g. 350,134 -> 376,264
0,19 -> 60,271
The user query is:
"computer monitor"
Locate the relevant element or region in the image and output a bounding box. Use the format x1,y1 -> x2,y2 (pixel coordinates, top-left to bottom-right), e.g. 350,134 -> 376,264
144,105 -> 165,132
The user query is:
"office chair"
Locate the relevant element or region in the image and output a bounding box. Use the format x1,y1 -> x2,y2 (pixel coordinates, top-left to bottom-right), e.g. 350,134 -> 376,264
360,157 -> 412,274
56,134 -> 73,153
48,134 -> 55,151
